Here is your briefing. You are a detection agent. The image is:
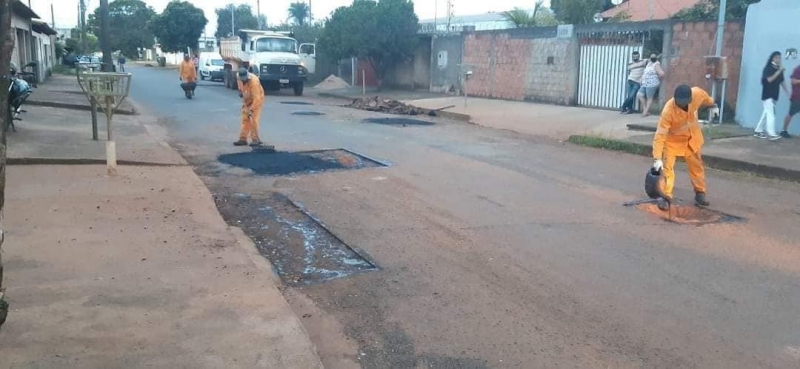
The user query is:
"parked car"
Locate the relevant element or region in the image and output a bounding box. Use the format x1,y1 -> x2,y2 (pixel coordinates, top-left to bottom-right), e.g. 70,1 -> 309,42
78,56 -> 101,70
198,52 -> 225,82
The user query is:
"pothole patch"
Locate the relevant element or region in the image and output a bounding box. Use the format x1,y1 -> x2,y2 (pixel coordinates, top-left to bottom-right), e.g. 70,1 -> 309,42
625,199 -> 745,226
216,193 -> 377,285
363,117 -> 434,126
217,149 -> 386,176
292,111 -> 325,116
280,101 -> 313,105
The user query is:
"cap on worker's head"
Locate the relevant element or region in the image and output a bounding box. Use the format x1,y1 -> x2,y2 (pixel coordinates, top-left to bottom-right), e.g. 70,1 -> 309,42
238,68 -> 249,81
674,84 -> 692,106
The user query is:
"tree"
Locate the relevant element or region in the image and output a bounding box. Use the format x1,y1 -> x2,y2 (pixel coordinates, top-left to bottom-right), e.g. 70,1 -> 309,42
0,0 -> 14,331
288,2 -> 311,26
214,4 -> 265,38
151,1 -> 207,53
672,0 -> 757,21
502,1 -> 557,28
66,28 -> 99,54
550,0 -> 614,24
87,0 -> 156,59
318,0 -> 418,87
273,22 -> 323,44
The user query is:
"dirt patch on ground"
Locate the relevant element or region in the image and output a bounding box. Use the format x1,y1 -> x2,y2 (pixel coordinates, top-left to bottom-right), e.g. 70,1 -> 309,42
636,203 -> 746,225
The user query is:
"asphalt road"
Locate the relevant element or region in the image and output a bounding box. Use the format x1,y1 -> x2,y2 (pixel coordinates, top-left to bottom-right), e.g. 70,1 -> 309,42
129,66 -> 800,369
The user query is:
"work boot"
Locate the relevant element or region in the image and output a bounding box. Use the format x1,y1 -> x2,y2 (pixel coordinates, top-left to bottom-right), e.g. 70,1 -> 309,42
695,192 -> 710,207
657,197 -> 670,211
233,140 -> 247,146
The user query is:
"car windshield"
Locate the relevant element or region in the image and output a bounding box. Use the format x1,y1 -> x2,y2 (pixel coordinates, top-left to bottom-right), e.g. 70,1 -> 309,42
255,38 -> 297,53
91,57 -> 100,63
211,59 -> 224,66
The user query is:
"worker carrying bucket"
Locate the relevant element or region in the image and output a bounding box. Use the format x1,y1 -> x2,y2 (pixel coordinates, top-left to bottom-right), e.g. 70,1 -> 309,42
234,68 -> 269,148
651,84 -> 719,211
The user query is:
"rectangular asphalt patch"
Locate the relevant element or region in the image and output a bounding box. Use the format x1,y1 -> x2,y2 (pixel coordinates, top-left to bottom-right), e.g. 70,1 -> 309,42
217,149 -> 386,176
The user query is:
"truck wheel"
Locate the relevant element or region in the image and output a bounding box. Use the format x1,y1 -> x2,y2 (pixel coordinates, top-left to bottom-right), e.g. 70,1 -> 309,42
293,82 -> 304,96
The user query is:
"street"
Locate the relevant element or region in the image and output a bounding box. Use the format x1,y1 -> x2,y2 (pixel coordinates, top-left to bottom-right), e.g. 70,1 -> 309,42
129,66 -> 800,369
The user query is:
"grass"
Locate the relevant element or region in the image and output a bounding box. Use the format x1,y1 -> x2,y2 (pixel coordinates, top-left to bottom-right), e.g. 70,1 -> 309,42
51,65 -> 77,76
567,135 -> 651,157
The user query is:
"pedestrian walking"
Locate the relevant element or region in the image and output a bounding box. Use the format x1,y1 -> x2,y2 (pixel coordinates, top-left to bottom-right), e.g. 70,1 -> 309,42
652,85 -> 719,211
117,54 -> 126,73
754,51 -> 790,141
780,64 -> 800,138
621,51 -> 647,114
637,54 -> 665,117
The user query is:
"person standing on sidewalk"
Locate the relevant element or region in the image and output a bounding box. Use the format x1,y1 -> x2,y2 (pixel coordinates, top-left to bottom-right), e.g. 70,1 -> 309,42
117,54 -> 126,73
621,51 -> 647,114
637,54 -> 665,117
754,51 -> 790,141
780,64 -> 800,138
234,68 -> 265,147
652,85 -> 719,211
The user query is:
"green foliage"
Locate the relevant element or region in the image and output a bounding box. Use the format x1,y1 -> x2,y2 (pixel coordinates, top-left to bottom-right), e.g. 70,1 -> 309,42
55,42 -> 66,59
151,1 -> 207,53
672,0 -> 757,21
273,23 -> 323,44
288,2 -> 311,26
550,0 -> 615,24
318,0 -> 418,83
65,28 -> 99,54
87,0 -> 155,59
502,2 -> 558,28
215,4 -> 266,38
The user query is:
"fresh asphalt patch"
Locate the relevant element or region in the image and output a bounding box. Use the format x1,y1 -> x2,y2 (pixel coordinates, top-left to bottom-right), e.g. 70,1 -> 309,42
217,149 -> 386,176
280,101 -> 314,105
292,111 -> 325,116
363,117 -> 434,126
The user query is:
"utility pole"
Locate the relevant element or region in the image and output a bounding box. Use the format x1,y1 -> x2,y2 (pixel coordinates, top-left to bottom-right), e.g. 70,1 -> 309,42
711,0 -> 728,104
51,1 -> 55,28
256,0 -> 262,29
231,5 -> 235,36
80,0 -> 87,54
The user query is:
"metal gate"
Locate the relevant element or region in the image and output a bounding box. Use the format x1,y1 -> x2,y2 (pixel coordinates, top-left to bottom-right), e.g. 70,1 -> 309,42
578,43 -> 643,109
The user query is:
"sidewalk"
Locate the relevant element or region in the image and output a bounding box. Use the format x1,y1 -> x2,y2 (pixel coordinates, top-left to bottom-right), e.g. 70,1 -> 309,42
0,83 -> 323,367
334,88 -> 800,183
26,74 -> 137,115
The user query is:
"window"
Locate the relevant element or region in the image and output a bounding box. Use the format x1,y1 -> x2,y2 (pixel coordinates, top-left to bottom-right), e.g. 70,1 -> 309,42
299,44 -> 315,55
255,38 -> 297,53
211,59 -> 224,66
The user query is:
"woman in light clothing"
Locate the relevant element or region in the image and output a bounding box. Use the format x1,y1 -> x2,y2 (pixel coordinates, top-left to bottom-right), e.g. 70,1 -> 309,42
754,51 -> 790,141
637,54 -> 665,117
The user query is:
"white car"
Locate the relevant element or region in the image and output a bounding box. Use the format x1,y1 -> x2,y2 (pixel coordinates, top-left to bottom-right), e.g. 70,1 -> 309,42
198,52 -> 225,82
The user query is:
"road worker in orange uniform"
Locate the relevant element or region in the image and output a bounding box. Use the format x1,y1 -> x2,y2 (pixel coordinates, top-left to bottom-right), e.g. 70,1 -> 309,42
652,84 -> 720,211
234,68 -> 265,147
179,54 -> 197,83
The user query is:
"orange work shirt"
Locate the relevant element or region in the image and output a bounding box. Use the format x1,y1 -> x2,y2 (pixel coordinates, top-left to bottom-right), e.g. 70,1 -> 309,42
653,87 -> 715,159
237,73 -> 265,108
179,60 -> 197,82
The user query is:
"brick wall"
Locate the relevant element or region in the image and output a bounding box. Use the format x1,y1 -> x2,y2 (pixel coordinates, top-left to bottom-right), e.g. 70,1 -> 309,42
462,29 -> 575,104
663,20 -> 744,110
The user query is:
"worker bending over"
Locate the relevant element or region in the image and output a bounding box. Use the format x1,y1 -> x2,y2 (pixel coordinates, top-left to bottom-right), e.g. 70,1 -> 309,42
234,68 -> 265,147
652,84 -> 719,211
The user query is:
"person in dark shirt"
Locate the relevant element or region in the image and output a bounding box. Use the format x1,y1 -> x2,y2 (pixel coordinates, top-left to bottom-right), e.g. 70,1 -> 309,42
781,64 -> 800,138
754,51 -> 790,141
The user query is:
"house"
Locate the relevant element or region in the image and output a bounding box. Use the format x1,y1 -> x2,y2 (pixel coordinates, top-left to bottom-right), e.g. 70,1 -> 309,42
419,12 -> 514,34
601,0 -> 703,21
10,0 -> 57,83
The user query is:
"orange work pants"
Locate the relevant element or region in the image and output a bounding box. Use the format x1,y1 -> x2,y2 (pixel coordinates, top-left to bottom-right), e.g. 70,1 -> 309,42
662,148 -> 706,199
239,104 -> 262,142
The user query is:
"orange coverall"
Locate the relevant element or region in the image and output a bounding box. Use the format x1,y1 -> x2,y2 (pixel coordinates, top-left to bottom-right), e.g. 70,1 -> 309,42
237,73 -> 265,142
179,60 -> 197,82
652,86 -> 715,199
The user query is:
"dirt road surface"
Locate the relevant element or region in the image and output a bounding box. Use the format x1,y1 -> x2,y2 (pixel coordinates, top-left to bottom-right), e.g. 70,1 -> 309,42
128,66 -> 800,369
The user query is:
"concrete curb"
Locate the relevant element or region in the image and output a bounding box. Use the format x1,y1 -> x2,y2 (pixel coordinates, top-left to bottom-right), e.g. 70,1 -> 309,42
26,100 -> 138,115
7,157 -> 187,167
315,92 -> 472,122
568,135 -> 800,183
626,123 -> 657,132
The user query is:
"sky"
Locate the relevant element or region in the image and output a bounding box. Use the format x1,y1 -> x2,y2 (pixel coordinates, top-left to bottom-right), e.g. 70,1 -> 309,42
30,0 -> 548,35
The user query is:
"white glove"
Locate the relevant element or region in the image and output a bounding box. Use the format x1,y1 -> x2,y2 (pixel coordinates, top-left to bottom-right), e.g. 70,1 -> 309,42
653,159 -> 663,171
709,105 -> 720,120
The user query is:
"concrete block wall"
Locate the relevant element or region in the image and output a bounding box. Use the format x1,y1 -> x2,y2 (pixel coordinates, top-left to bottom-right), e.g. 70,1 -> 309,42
526,38 -> 576,105
663,20 -> 744,111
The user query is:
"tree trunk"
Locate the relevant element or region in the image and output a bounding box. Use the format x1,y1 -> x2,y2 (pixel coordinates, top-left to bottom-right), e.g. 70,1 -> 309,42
0,0 -> 15,330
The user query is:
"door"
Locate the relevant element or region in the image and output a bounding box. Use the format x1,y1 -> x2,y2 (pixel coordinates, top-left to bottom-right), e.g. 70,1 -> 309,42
578,43 -> 643,109
299,43 -> 316,74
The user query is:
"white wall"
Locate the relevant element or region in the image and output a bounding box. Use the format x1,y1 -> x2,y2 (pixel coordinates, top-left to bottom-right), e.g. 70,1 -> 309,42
736,0 -> 800,134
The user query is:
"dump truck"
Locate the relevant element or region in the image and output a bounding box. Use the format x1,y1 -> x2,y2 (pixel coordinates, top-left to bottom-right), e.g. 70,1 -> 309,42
219,29 -> 316,96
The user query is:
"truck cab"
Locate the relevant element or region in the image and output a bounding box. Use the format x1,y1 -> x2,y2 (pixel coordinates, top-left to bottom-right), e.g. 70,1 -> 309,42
220,30 -> 315,96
